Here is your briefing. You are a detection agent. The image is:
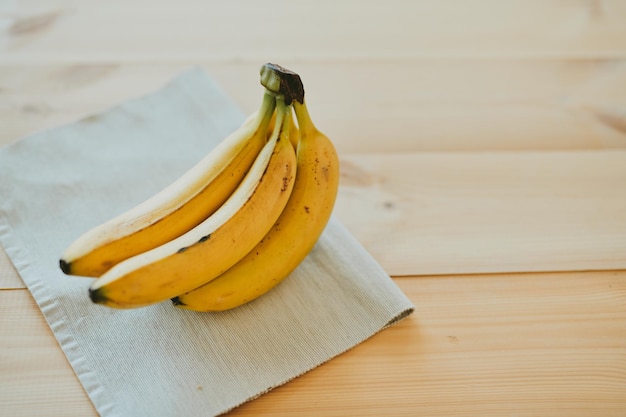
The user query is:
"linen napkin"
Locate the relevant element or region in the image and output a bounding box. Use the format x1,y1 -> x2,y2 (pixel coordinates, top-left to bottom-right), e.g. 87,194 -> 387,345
0,68 -> 414,417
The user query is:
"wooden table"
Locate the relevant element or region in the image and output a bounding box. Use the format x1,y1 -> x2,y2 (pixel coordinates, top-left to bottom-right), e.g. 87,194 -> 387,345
2,1 -> 626,415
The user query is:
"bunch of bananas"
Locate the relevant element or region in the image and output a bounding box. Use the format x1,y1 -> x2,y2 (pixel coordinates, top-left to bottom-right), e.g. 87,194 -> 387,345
59,63 -> 339,312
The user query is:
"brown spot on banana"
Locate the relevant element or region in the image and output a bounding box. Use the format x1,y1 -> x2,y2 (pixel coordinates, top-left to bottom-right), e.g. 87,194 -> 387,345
281,175 -> 292,192
177,234 -> 211,254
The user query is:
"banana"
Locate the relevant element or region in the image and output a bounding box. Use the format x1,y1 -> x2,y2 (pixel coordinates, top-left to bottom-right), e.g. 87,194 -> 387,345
59,91 -> 276,277
267,109 -> 299,149
172,65 -> 339,312
88,97 -> 297,308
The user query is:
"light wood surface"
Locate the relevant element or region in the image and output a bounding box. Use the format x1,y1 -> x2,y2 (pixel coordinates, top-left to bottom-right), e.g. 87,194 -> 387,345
2,1 -> 626,416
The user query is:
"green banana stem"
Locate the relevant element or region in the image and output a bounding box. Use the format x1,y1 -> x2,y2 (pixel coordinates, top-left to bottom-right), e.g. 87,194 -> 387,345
260,65 -> 283,97
259,63 -> 304,105
259,63 -> 308,134
293,100 -> 315,134
273,96 -> 293,139
255,90 -> 278,126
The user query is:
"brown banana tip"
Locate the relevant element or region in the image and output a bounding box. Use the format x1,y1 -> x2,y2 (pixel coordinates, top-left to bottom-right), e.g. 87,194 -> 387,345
171,297 -> 185,306
260,63 -> 305,105
59,259 -> 71,275
88,287 -> 107,304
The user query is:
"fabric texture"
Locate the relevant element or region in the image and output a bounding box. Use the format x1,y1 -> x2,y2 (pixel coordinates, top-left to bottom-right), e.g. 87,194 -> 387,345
0,69 -> 414,417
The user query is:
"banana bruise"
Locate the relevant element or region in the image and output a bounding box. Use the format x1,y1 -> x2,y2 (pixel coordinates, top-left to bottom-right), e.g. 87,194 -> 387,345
173,98 -> 339,312
59,91 -> 276,277
88,99 -> 296,308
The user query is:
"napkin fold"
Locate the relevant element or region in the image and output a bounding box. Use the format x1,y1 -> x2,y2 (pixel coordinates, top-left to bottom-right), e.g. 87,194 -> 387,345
0,68 -> 414,417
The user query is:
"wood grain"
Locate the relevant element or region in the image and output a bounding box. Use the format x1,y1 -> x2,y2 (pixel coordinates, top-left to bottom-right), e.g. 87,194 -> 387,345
337,149 -> 626,276
2,60 -> 626,153
2,150 -> 625,287
2,271 -> 625,416
2,0 -> 626,416
3,0 -> 626,61
231,271 -> 626,416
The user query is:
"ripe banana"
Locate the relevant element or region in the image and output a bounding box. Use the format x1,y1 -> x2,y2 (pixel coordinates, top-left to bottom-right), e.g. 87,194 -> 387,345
59,91 -> 276,277
172,67 -> 339,311
267,110 -> 299,149
88,97 -> 297,308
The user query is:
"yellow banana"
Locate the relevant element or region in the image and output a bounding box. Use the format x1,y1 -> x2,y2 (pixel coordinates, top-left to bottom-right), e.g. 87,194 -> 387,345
267,110 -> 299,149
88,98 -> 296,308
59,91 -> 276,277
173,66 -> 339,312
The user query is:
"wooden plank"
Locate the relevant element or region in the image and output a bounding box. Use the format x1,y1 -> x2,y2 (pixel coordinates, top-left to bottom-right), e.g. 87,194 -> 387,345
2,149 -> 625,287
336,149 -> 626,276
1,60 -> 626,152
2,270 -> 625,416
3,0 -> 626,62
230,271 -> 626,417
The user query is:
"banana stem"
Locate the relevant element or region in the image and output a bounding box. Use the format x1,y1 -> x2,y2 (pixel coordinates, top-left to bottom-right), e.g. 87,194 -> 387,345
293,100 -> 316,134
259,63 -> 307,137
259,63 -> 304,105
282,101 -> 293,138
255,90 -> 277,126
272,97 -> 288,139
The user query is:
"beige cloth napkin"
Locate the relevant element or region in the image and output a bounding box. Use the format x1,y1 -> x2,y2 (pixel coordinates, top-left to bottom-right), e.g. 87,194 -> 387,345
0,68 -> 414,417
